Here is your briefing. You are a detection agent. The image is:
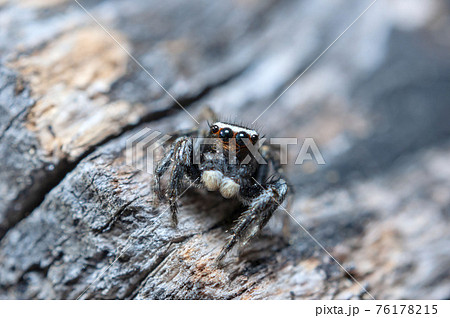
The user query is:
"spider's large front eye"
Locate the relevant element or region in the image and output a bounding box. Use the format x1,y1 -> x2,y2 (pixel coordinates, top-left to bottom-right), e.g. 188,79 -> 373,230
210,125 -> 219,134
219,128 -> 233,141
236,131 -> 249,146
250,134 -> 259,144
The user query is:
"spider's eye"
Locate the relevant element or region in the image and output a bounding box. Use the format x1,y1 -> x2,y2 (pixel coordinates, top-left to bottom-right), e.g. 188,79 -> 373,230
219,128 -> 233,141
250,134 -> 259,144
210,125 -> 219,134
236,131 -> 249,146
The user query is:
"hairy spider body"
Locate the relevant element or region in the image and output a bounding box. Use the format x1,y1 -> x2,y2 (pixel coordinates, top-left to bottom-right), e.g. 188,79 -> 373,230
154,120 -> 289,263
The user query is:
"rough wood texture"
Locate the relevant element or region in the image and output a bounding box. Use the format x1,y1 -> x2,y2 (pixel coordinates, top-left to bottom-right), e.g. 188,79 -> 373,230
0,0 -> 449,299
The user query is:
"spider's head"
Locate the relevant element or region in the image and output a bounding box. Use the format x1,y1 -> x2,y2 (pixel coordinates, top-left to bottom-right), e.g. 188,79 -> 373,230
209,122 -> 259,153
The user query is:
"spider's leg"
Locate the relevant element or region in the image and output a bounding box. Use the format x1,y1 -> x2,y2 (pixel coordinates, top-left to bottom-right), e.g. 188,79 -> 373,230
198,105 -> 219,123
168,127 -> 200,139
244,178 -> 288,243
168,164 -> 184,226
154,146 -> 174,201
260,144 -> 288,181
166,136 -> 196,226
260,144 -> 295,238
216,178 -> 288,263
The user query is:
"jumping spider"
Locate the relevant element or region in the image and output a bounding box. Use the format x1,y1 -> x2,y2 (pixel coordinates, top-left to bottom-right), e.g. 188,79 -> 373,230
154,117 -> 290,263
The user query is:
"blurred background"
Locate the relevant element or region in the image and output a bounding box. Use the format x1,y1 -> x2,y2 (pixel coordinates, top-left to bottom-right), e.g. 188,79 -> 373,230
0,0 -> 449,299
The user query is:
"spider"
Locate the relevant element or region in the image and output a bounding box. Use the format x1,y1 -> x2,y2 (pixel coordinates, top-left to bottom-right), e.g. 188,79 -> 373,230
154,115 -> 290,263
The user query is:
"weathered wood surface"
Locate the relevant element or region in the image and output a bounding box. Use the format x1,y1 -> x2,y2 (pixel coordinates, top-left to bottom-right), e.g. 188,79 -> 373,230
0,0 -> 449,299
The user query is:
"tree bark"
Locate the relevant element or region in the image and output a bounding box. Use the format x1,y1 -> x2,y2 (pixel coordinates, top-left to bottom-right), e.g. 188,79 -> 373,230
0,0 -> 449,299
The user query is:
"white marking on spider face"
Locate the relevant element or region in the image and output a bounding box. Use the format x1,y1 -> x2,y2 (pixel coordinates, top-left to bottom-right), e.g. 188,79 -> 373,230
201,170 -> 223,191
219,177 -> 240,199
213,122 -> 258,137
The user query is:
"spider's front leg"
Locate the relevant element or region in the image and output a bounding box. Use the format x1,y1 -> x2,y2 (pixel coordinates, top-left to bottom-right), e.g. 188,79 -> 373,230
259,144 -> 296,239
216,178 -> 288,263
154,136 -> 200,226
154,146 -> 174,201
